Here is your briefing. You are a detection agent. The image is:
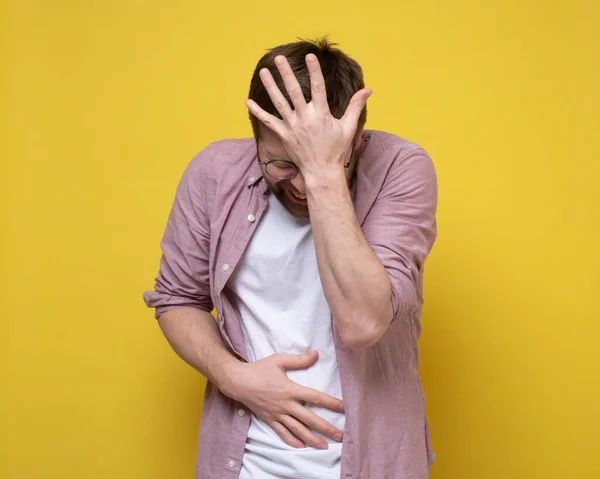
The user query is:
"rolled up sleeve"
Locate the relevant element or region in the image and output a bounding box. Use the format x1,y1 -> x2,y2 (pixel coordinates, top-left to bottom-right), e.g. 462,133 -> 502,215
143,154 -> 213,319
361,147 -> 438,323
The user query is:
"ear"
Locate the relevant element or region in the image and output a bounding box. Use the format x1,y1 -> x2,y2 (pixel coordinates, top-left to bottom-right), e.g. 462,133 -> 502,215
353,130 -> 364,150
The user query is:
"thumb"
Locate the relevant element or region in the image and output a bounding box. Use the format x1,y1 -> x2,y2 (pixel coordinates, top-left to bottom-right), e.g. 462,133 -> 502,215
342,88 -> 372,131
278,350 -> 319,370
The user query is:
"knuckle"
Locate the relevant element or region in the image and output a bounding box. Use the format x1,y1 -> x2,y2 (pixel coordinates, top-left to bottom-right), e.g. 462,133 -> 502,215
271,353 -> 282,363
275,100 -> 288,111
304,416 -> 316,428
283,385 -> 297,398
289,87 -> 303,100
313,81 -> 326,93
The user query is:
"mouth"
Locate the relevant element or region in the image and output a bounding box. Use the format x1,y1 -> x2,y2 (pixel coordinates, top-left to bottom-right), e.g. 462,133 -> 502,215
286,187 -> 307,204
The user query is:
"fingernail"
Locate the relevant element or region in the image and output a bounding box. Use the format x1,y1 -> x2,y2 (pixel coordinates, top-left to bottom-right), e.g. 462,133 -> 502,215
338,403 -> 345,412
334,433 -> 343,442
318,442 -> 328,450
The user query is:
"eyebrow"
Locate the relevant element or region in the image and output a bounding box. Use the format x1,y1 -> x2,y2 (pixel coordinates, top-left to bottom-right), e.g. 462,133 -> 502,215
264,150 -> 291,161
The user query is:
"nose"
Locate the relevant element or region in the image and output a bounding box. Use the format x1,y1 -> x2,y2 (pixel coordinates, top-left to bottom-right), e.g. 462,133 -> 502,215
290,172 -> 306,194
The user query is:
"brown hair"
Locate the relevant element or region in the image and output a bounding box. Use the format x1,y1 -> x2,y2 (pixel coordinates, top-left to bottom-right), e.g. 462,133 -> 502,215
248,37 -> 367,138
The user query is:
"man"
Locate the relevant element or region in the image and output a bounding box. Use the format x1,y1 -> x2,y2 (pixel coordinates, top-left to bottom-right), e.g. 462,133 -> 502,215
144,37 -> 437,479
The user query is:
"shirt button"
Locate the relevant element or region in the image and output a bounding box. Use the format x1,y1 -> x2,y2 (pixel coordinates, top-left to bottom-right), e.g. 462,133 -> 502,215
222,264 -> 230,271
237,408 -> 246,417
247,214 -> 255,223
227,459 -> 236,468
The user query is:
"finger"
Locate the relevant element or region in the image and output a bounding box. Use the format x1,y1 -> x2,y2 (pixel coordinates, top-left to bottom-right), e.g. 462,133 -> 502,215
280,414 -> 328,450
258,68 -> 293,120
305,54 -> 329,112
274,55 -> 307,112
294,384 -> 345,413
341,88 -> 372,134
276,350 -> 318,370
289,402 -> 344,442
245,99 -> 286,137
270,420 -> 305,449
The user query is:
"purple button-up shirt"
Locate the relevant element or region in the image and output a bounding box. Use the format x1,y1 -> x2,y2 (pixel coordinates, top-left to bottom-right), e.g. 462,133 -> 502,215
144,130 -> 438,478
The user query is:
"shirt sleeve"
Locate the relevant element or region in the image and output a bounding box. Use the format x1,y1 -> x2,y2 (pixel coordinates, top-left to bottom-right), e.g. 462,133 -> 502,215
361,147 -> 438,323
143,154 -> 213,318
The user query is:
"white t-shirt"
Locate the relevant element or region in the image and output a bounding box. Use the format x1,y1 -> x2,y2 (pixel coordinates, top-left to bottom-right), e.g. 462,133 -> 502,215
228,193 -> 345,479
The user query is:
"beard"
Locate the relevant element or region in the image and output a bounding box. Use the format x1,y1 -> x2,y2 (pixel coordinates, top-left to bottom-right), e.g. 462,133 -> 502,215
265,168 -> 359,220
267,179 -> 310,218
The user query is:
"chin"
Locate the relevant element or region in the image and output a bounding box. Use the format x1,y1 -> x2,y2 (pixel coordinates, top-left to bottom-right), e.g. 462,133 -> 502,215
276,191 -> 310,218
290,206 -> 310,218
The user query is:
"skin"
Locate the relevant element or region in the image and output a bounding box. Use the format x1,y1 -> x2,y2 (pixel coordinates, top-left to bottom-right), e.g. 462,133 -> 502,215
257,127 -> 362,219
246,53 -> 393,350
159,53 -> 395,451
158,308 -> 344,450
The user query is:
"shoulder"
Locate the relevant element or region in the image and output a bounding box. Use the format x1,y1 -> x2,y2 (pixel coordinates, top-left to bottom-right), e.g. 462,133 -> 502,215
175,138 -> 257,218
363,130 -> 435,172
359,130 -> 437,192
178,137 -> 257,208
184,137 -> 256,180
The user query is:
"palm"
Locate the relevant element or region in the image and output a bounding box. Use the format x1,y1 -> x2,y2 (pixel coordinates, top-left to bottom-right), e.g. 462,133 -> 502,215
246,54 -> 371,174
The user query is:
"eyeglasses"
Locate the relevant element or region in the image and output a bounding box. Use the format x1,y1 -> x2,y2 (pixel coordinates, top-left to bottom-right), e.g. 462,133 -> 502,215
257,156 -> 352,181
257,158 -> 299,180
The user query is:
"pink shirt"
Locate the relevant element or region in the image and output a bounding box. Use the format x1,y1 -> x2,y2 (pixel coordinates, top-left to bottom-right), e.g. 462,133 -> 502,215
143,130 -> 438,478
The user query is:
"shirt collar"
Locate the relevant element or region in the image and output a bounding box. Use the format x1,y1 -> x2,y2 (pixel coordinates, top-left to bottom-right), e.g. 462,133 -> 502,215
247,150 -> 268,194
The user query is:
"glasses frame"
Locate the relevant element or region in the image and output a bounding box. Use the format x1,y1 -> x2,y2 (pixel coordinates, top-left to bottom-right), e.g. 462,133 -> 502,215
257,154 -> 352,181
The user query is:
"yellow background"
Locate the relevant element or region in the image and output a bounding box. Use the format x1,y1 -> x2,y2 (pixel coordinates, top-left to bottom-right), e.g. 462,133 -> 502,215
2,1 -> 599,478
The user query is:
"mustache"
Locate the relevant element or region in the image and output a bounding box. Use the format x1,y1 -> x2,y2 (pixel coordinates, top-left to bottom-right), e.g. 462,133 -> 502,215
271,179 -> 300,195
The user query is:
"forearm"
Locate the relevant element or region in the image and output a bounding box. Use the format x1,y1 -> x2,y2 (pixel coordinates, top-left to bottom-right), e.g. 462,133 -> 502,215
305,171 -> 393,349
158,307 -> 243,397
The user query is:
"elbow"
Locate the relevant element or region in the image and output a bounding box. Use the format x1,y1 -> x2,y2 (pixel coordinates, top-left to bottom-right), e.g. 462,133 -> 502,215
339,314 -> 390,350
336,288 -> 395,350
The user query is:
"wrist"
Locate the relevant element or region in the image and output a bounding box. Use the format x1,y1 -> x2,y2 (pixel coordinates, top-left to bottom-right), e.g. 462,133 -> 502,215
215,357 -> 246,400
304,167 -> 348,194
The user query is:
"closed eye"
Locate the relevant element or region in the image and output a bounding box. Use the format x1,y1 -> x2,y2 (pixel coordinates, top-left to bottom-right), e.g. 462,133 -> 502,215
270,160 -> 296,171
